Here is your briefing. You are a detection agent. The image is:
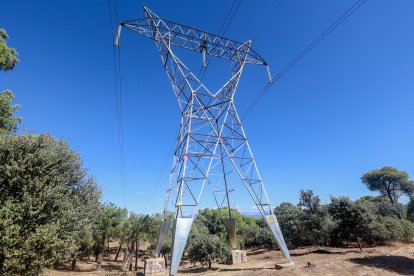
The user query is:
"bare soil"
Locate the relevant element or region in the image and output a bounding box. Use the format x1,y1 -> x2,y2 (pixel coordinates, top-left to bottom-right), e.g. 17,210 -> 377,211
48,242 -> 414,275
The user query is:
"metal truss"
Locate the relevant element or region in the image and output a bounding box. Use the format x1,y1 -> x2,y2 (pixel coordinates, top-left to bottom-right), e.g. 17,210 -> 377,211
117,7 -> 291,276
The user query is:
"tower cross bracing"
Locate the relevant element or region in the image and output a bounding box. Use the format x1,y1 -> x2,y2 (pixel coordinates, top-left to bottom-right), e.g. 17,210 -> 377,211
116,7 -> 291,276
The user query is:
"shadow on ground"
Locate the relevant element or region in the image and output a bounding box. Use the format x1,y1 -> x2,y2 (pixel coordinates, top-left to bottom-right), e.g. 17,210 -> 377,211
350,255 -> 414,275
180,267 -> 218,274
180,266 -> 277,274
291,248 -> 361,257
247,248 -> 274,256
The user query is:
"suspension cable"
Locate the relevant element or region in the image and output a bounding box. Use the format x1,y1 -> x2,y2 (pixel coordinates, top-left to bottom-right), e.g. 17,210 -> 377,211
242,0 -> 368,120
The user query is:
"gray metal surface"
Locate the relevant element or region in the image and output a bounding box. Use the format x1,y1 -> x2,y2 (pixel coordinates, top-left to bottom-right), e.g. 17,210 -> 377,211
154,219 -> 171,257
170,218 -> 193,276
265,214 -> 291,262
223,218 -> 237,249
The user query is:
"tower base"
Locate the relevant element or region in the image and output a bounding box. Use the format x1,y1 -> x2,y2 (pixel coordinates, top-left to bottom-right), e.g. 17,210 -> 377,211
231,250 -> 247,264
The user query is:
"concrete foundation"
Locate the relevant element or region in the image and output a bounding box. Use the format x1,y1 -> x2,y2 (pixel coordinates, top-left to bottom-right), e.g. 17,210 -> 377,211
231,250 -> 247,264
144,258 -> 165,275
275,261 -> 295,270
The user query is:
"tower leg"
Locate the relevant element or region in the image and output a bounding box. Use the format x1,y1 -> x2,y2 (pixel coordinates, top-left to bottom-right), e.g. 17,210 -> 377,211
154,219 -> 171,257
223,218 -> 237,249
264,214 -> 291,262
169,217 -> 193,276
217,102 -> 292,262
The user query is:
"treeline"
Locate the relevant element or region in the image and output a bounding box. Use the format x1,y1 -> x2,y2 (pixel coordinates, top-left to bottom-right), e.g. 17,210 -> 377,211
182,186 -> 414,268
276,190 -> 414,249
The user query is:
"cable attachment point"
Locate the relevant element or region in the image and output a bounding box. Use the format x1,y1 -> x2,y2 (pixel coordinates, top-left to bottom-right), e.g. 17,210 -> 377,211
200,40 -> 207,67
114,24 -> 122,46
266,65 -> 273,84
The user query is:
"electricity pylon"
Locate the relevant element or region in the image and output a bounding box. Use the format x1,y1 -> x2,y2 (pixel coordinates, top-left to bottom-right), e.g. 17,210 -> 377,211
116,7 -> 291,276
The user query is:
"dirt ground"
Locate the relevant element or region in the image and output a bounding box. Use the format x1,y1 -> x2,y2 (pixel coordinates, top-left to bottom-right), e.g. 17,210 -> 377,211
49,242 -> 414,276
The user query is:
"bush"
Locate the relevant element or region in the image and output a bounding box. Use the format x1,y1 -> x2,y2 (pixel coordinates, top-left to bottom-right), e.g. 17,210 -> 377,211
242,225 -> 276,249
274,202 -> 303,246
187,233 -> 231,269
275,191 -> 333,247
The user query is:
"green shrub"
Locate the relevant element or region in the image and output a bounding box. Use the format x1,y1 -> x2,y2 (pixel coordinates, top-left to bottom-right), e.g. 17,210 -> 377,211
187,233 -> 231,269
242,225 -> 275,249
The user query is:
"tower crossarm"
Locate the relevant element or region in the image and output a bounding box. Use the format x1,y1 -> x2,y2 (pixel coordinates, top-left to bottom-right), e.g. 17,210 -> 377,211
118,7 -> 268,66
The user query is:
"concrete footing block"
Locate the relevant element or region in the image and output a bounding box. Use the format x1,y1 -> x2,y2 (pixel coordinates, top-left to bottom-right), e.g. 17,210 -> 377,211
231,250 -> 247,264
144,258 -> 165,275
275,261 -> 295,270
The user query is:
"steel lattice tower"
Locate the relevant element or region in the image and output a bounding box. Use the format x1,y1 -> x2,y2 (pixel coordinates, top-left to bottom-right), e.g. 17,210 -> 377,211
116,7 -> 291,275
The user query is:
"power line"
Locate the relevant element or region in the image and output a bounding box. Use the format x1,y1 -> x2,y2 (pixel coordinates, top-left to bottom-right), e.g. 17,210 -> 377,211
198,0 -> 243,80
109,0 -> 127,206
145,135 -> 176,210
242,0 -> 368,120
252,0 -> 284,42
217,0 -> 238,36
221,0 -> 242,36
117,45 -> 126,202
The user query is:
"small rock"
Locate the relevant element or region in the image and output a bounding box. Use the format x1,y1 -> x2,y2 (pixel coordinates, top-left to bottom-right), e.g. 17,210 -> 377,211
307,261 -> 315,267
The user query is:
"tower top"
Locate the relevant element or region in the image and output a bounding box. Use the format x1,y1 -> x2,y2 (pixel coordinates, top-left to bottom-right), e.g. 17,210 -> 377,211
118,6 -> 268,66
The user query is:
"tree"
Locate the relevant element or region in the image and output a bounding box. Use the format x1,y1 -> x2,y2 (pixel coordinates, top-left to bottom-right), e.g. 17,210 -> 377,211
0,90 -> 21,135
407,197 -> 414,223
0,29 -> 21,135
361,167 -> 414,204
0,134 -> 101,275
93,203 -> 128,270
0,29 -> 19,72
274,202 -> 304,246
242,225 -> 276,249
125,213 -> 149,271
297,190 -> 333,246
328,196 -> 374,250
187,233 -> 231,269
357,196 -> 404,219
197,208 -> 226,237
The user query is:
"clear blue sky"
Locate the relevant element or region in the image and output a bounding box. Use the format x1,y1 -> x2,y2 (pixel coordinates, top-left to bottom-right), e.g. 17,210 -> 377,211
2,0 -> 414,214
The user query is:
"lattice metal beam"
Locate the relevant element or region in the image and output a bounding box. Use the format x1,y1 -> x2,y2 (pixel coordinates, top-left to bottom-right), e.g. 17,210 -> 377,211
117,7 -> 268,66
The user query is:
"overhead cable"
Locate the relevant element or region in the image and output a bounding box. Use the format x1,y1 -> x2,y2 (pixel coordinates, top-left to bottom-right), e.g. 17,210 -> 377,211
242,0 -> 368,120
109,0 -> 127,205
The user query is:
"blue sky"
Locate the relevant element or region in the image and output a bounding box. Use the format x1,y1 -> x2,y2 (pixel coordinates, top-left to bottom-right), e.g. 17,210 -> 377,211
2,0 -> 414,214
